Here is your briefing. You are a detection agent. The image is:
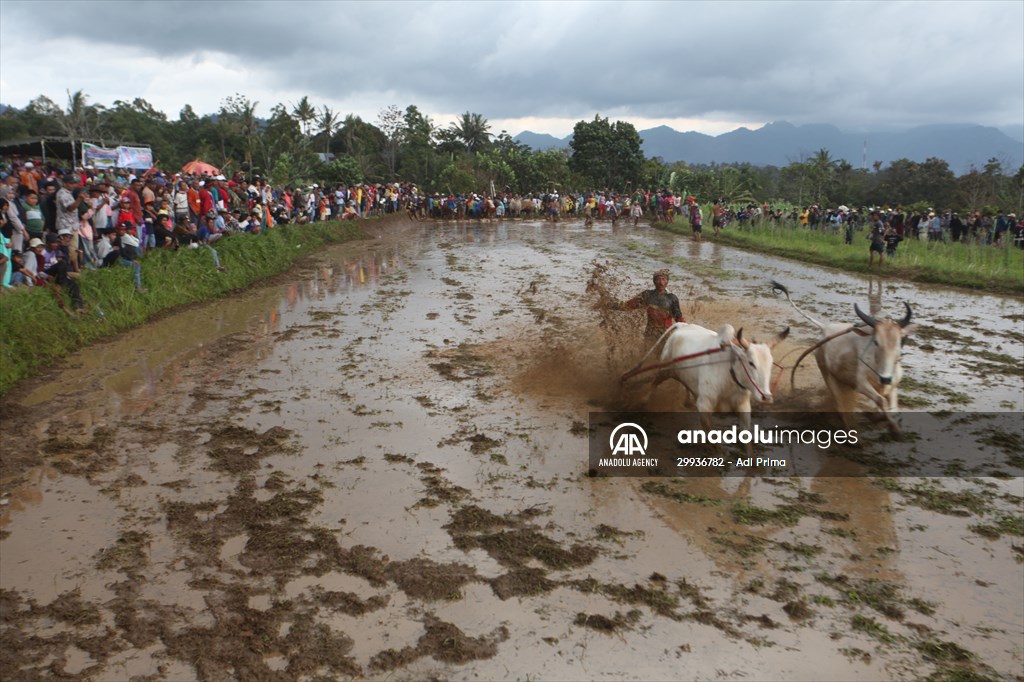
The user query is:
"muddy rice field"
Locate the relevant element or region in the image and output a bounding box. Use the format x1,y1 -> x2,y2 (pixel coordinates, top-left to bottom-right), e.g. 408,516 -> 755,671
1,217 -> 1022,681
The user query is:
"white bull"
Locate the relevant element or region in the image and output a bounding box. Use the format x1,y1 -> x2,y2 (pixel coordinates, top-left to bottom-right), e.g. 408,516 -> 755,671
650,322 -> 789,430
774,280 -> 915,429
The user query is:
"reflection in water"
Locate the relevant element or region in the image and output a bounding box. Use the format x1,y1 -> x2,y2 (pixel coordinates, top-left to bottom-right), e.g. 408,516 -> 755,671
867,277 -> 883,316
686,239 -> 702,261
709,242 -> 726,270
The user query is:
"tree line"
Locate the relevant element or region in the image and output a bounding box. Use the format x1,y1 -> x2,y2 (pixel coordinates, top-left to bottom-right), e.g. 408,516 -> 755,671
1,90 -> 1020,214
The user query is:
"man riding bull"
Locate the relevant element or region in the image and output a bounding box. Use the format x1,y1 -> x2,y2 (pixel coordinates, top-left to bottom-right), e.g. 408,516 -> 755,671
621,269 -> 686,343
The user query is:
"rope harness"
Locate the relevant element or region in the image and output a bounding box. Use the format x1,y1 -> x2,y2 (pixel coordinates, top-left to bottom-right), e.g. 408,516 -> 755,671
621,342 -> 780,402
789,325 -> 870,389
619,345 -> 727,383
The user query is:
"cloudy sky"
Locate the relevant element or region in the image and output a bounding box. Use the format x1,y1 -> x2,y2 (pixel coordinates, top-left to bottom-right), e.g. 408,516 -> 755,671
1,1 -> 1022,139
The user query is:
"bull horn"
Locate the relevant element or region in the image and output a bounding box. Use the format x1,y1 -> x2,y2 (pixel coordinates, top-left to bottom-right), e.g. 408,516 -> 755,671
899,302 -> 913,328
854,303 -> 877,328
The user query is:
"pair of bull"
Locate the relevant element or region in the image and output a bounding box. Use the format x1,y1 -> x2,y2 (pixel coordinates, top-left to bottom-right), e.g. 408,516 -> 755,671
632,280 -> 915,430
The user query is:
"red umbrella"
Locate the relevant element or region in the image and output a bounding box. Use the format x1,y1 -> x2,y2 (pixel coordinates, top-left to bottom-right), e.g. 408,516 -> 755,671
182,160 -> 220,176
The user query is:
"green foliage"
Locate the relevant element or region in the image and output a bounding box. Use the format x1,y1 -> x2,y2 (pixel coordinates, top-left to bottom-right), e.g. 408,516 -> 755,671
569,115 -> 643,190
335,115 -> 386,181
653,217 -> 1023,294
436,158 -> 478,194
0,222 -> 366,394
449,112 -> 492,153
398,105 -> 439,185
3,90 -> 1020,215
321,155 -> 363,186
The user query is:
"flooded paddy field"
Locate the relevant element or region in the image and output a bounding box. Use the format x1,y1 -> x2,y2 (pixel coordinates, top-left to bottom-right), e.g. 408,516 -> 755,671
1,218 -> 1021,681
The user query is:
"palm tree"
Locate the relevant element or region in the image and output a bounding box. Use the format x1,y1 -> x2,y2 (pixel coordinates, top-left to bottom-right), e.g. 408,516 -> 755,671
291,96 -> 316,137
450,111 -> 491,153
59,89 -> 105,166
809,148 -> 838,204
238,98 -> 259,171
318,106 -> 341,154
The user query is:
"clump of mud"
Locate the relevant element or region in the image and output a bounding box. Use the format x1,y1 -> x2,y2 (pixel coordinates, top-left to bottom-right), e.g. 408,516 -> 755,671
203,423 -> 296,473
445,502 -> 599,600
454,528 -> 598,571
490,568 -> 557,600
385,557 -> 479,601
310,586 -> 389,616
369,615 -> 510,670
42,425 -> 118,477
574,610 -> 642,633
426,343 -> 495,382
0,588 -> 116,678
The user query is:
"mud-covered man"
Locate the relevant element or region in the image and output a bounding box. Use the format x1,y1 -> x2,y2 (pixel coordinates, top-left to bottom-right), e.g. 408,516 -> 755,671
621,269 -> 686,343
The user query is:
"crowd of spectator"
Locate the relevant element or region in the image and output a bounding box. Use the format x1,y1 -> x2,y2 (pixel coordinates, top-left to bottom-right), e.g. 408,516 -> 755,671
3,158 -> 1022,313
0,159 -> 420,312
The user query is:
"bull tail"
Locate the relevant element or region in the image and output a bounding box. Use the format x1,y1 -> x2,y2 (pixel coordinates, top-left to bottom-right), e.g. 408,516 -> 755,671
771,280 -> 825,331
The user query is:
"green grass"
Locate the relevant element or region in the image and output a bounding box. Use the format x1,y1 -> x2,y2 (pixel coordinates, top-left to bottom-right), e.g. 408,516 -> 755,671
651,217 -> 1024,295
0,221 -> 367,394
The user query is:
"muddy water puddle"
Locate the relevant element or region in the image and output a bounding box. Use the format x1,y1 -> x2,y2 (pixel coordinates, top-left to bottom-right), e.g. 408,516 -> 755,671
1,218 -> 1021,680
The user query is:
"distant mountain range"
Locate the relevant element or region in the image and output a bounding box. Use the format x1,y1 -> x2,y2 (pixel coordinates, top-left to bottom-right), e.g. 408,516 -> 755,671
514,122 -> 1024,174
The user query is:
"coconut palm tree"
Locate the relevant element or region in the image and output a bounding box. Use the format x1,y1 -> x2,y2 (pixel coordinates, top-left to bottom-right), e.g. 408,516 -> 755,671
318,106 -> 341,154
450,111 -> 491,153
58,90 -> 105,166
291,96 -> 316,137
809,148 -> 838,204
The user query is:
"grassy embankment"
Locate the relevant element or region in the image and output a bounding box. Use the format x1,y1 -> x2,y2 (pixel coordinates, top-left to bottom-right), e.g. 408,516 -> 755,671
0,220 -> 367,394
652,217 -> 1024,296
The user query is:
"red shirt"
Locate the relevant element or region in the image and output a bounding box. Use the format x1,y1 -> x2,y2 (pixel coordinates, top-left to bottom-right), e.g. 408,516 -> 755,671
125,189 -> 143,224
199,188 -> 215,215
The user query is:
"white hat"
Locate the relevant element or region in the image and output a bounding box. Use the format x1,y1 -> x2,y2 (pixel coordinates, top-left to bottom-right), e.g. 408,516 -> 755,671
58,228 -> 72,236
24,162 -> 34,168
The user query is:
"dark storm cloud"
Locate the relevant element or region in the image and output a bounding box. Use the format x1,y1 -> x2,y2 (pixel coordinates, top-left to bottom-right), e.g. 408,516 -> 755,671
2,0 -> 1021,130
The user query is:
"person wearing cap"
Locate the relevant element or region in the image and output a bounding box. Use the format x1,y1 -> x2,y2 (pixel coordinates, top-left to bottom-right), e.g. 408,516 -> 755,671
171,180 -> 189,224
223,208 -> 242,233
115,195 -> 136,233
19,162 -> 42,194
927,211 -> 942,242
22,237 -> 45,283
686,196 -> 703,242
618,269 -> 687,345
